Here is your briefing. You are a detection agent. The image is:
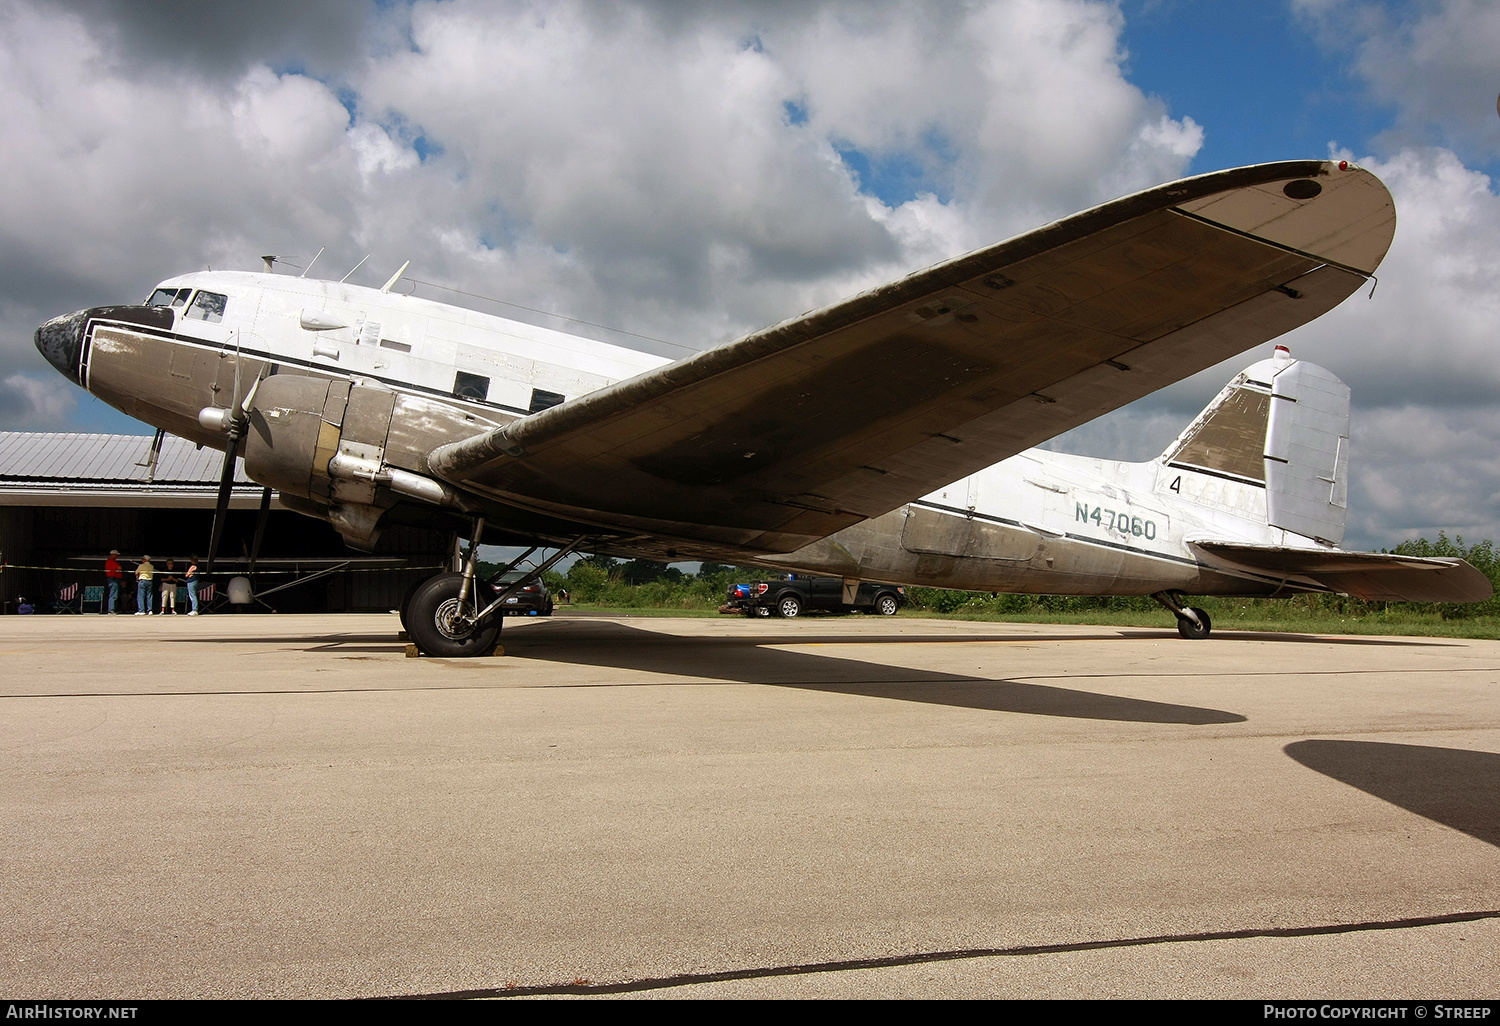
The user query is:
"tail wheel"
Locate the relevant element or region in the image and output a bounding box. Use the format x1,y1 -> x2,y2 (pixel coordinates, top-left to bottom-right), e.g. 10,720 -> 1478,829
753,605 -> 772,617
776,594 -> 802,618
1176,607 -> 1212,640
873,593 -> 900,616
406,572 -> 501,657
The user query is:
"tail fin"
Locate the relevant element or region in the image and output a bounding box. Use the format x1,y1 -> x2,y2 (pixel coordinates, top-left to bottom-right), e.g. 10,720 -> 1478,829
1160,346 -> 1350,545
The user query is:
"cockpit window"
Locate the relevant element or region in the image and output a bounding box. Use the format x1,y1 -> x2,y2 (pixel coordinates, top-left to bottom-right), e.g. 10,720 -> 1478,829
185,291 -> 228,323
147,287 -> 193,308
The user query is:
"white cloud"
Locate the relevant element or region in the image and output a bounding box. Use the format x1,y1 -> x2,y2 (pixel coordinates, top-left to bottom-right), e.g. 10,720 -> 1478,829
1346,405 -> 1500,545
231,66 -> 352,162
349,123 -> 421,182
1293,0 -> 1500,163
5,0 -> 1493,551
1284,147 -> 1500,409
0,372 -> 75,426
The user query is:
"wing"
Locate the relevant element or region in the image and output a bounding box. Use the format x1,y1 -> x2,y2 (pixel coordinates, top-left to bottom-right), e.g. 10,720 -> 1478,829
430,160 -> 1396,553
1191,542 -> 1493,603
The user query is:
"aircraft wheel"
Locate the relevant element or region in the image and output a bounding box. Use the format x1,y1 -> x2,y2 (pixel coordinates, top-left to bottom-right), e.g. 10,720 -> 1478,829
776,594 -> 802,618
1176,607 -> 1212,640
398,573 -> 438,635
873,593 -> 900,616
406,572 -> 501,657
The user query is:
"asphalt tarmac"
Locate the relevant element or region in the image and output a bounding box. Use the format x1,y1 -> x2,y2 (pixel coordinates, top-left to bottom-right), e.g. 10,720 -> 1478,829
2,611 -> 1497,999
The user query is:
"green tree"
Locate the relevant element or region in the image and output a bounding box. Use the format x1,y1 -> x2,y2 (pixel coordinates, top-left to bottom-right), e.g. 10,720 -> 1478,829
1390,534 -> 1499,619
619,559 -> 669,583
565,561 -> 610,601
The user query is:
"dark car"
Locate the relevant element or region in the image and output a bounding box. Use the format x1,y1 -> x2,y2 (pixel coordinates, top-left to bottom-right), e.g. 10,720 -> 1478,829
495,571 -> 554,616
721,575 -> 905,618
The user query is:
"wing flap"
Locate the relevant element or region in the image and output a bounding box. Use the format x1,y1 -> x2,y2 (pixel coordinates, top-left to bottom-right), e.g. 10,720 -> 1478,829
430,160 -> 1395,552
1191,541 -> 1494,603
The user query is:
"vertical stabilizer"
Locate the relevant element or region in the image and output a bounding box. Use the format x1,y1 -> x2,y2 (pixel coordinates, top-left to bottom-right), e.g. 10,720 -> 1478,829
1161,347 -> 1350,545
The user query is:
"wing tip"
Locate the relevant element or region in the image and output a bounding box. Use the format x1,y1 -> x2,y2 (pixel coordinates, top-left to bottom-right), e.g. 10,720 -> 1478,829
1175,160 -> 1395,275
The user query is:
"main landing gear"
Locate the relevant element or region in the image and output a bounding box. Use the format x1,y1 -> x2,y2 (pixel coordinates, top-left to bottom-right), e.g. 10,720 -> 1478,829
1151,591 -> 1213,640
402,519 -> 585,657
405,572 -> 502,657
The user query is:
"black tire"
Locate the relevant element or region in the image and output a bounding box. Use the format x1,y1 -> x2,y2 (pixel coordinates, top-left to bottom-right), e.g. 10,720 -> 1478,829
776,593 -> 802,618
541,600 -> 554,617
873,593 -> 901,616
1176,607 -> 1212,640
398,573 -> 438,635
406,572 -> 501,657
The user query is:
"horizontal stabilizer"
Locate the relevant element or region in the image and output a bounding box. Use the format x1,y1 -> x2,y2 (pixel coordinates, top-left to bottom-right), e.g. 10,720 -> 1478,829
1190,541 -> 1494,603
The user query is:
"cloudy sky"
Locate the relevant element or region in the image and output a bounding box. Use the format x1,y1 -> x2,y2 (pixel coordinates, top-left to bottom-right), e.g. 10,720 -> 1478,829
1,0 -> 1497,550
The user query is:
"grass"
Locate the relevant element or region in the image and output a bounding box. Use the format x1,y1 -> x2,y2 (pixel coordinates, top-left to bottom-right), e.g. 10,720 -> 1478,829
550,598 -> 1500,639
544,535 -> 1500,640
554,605 -> 724,618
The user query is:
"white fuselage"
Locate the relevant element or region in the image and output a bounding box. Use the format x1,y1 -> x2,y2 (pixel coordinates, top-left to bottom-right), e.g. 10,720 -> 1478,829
64,269 -> 1320,598
121,270 -> 668,422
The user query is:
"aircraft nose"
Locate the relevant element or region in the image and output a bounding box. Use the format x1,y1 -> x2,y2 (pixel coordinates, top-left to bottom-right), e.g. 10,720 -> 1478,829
35,309 -> 88,386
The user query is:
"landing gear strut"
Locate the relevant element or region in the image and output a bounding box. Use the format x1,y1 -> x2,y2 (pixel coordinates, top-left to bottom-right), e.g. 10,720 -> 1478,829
401,520 -> 586,657
1152,591 -> 1212,640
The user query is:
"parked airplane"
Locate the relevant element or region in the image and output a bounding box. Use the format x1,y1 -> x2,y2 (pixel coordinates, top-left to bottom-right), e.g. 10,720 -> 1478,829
34,159 -> 1491,654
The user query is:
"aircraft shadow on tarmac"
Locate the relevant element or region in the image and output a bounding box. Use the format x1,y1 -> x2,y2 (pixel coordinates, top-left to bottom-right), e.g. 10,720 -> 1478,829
498,619 -> 1246,725
1285,740 -> 1500,848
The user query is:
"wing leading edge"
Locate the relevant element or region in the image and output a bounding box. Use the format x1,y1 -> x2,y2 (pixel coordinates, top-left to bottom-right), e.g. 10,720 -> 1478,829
430,160 -> 1396,553
1190,542 -> 1493,603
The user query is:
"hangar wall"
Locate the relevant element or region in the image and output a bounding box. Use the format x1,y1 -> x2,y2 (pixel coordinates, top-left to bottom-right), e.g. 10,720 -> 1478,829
0,432 -> 449,613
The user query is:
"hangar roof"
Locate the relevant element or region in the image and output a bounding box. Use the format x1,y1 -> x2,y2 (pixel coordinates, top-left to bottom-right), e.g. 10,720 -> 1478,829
0,432 -> 271,508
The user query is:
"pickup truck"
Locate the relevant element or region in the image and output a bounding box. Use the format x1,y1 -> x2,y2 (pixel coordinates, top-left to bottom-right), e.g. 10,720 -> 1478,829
721,575 -> 906,618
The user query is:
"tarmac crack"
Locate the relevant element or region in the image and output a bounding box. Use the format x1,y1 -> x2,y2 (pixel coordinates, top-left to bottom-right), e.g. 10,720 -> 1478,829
391,907 -> 1500,999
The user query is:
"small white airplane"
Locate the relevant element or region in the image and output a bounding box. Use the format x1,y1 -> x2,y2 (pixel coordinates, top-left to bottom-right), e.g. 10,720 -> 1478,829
34,159 -> 1491,654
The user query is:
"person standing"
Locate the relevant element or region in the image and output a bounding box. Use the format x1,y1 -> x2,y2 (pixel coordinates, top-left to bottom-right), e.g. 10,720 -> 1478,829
134,555 -> 155,616
184,556 -> 200,615
160,559 -> 178,615
104,549 -> 123,614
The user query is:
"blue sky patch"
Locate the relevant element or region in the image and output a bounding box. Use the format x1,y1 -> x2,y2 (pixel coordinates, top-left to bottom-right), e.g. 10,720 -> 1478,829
1119,1 -> 1388,173
833,141 -> 949,207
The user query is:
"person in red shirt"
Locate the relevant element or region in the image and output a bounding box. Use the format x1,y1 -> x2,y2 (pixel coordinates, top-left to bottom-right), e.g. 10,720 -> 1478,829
104,549 -> 123,614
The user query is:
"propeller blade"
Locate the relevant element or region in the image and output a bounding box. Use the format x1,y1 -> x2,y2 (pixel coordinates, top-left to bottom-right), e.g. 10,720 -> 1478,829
240,372 -> 263,416
204,431 -> 239,574
248,487 -> 272,575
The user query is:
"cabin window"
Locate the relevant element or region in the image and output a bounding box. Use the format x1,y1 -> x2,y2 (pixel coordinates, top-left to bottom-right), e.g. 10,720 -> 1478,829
529,388 -> 565,414
185,291 -> 228,323
453,371 -> 489,401
147,287 -> 192,308
378,338 -> 411,353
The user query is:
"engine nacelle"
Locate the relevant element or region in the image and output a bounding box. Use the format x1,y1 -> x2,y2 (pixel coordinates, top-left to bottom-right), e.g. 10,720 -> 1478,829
244,375 -> 397,550
243,373 -> 489,550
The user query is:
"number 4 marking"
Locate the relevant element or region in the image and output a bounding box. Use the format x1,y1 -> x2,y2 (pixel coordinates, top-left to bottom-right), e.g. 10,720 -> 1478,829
1169,476 -> 1181,493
